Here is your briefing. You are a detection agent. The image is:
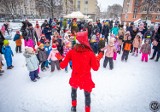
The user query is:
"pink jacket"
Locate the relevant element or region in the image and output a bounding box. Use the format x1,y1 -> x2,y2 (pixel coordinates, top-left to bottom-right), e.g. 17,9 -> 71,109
1,25 -> 6,34
133,37 -> 142,48
48,49 -> 59,61
34,27 -> 42,39
101,45 -> 116,58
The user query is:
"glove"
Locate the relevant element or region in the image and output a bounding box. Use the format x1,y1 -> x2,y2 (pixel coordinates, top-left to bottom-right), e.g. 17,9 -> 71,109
12,54 -> 14,57
96,52 -> 104,61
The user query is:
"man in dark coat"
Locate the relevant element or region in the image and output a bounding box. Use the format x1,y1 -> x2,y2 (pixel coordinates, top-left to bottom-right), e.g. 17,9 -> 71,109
102,23 -> 109,43
42,24 -> 52,41
150,26 -> 160,62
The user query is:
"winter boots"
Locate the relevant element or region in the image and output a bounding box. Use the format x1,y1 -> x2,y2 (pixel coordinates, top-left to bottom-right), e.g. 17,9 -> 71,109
71,100 -> 77,112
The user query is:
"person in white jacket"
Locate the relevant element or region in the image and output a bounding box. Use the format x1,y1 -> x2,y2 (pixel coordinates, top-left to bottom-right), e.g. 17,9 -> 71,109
23,47 -> 40,82
48,45 -> 60,72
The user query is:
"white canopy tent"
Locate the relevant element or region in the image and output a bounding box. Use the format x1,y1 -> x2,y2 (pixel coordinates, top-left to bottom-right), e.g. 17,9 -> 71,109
64,11 -> 87,19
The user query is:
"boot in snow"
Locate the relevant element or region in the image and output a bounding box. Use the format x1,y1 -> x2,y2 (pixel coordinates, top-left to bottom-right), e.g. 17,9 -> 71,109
71,106 -> 76,112
132,52 -> 135,56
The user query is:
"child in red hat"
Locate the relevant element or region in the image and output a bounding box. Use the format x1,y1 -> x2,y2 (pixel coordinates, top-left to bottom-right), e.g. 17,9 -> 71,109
60,31 -> 102,112
47,44 -> 61,72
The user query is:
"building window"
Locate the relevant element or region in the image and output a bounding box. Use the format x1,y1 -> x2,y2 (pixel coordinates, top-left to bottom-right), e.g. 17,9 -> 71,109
156,15 -> 160,20
157,8 -> 160,12
84,0 -> 88,4
77,0 -> 80,11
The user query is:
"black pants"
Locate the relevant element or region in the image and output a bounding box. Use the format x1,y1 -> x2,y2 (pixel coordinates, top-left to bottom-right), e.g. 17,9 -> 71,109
16,46 -> 21,53
71,88 -> 91,107
121,50 -> 130,61
151,48 -> 160,61
105,35 -> 108,44
103,56 -> 113,69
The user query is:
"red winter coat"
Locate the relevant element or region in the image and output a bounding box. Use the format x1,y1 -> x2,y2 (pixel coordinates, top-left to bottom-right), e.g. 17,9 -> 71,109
60,45 -> 100,92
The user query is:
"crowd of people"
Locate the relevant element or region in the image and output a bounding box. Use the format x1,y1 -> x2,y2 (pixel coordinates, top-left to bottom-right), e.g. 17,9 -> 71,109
0,17 -> 160,112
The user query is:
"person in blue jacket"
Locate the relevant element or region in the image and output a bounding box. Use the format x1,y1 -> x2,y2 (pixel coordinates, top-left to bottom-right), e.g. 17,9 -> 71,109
2,40 -> 14,69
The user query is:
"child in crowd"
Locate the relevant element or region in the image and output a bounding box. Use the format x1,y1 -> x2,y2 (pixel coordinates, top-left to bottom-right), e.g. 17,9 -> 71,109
132,33 -> 142,56
37,43 -> 48,71
113,37 -> 120,60
44,39 -> 52,68
101,38 -> 116,70
48,45 -> 61,72
23,47 -> 40,82
63,41 -> 72,73
121,35 -> 132,62
13,31 -> 22,53
2,40 -> 14,69
140,39 -> 151,62
40,34 -> 46,44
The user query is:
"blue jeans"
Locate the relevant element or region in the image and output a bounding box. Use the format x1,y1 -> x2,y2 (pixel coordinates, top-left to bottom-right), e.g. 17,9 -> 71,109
29,69 -> 39,81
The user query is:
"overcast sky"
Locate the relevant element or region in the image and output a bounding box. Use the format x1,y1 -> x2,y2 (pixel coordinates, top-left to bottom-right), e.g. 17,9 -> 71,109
97,0 -> 124,11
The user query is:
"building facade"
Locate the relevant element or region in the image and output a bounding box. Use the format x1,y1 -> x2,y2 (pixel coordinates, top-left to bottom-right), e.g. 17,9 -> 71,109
73,0 -> 99,21
121,0 -> 160,23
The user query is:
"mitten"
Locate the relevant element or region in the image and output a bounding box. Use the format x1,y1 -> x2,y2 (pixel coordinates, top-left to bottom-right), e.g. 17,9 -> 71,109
96,52 -> 104,61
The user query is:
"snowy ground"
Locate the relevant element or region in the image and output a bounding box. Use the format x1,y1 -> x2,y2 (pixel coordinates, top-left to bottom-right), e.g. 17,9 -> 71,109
0,31 -> 160,112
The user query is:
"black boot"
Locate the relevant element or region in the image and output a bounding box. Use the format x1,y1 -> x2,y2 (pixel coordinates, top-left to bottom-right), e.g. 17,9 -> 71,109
71,106 -> 76,112
150,57 -> 154,60
155,57 -> 159,62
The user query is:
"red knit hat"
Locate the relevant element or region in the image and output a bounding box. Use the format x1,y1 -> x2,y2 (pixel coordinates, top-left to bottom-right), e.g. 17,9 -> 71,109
76,31 -> 92,51
52,45 -> 57,50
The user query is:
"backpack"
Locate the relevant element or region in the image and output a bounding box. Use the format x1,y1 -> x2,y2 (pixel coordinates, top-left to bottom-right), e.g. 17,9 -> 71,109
124,43 -> 131,51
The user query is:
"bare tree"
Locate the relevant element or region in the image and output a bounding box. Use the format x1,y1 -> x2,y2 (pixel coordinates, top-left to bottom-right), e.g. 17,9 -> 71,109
103,4 -> 122,20
0,0 -> 22,19
36,0 -> 62,18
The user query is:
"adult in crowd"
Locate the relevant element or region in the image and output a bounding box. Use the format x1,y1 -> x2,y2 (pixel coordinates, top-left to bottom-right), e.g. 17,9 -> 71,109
34,21 -> 42,40
102,22 -> 110,43
0,31 -> 5,53
25,23 -> 38,47
87,21 -> 93,40
41,20 -> 48,30
150,26 -> 160,62
43,24 -> 52,41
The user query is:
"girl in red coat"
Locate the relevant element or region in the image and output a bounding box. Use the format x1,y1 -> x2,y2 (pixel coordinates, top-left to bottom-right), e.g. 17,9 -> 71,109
60,31 -> 103,112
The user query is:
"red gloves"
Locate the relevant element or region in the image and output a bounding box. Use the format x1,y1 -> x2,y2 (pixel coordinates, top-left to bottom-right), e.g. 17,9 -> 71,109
96,52 -> 104,61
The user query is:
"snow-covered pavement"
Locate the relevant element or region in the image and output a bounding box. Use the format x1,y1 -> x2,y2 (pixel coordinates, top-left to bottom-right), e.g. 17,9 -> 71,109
0,31 -> 160,112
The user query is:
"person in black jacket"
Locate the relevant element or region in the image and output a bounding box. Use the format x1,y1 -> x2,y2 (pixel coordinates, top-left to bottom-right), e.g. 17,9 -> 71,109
20,21 -> 27,40
150,26 -> 160,62
102,22 -> 109,43
0,31 -> 5,54
87,22 -> 93,40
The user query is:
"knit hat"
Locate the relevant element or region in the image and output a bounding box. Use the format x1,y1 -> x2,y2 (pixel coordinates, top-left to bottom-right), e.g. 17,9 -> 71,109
76,31 -> 92,50
39,43 -> 44,49
109,38 -> 115,46
3,40 -> 9,46
52,45 -> 57,50
136,32 -> 142,38
25,47 -> 34,54
16,31 -> 20,34
41,34 -> 45,38
125,31 -> 130,35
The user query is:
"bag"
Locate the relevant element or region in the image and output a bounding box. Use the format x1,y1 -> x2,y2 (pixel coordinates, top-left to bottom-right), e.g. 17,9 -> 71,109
55,53 -> 63,60
24,39 -> 34,47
